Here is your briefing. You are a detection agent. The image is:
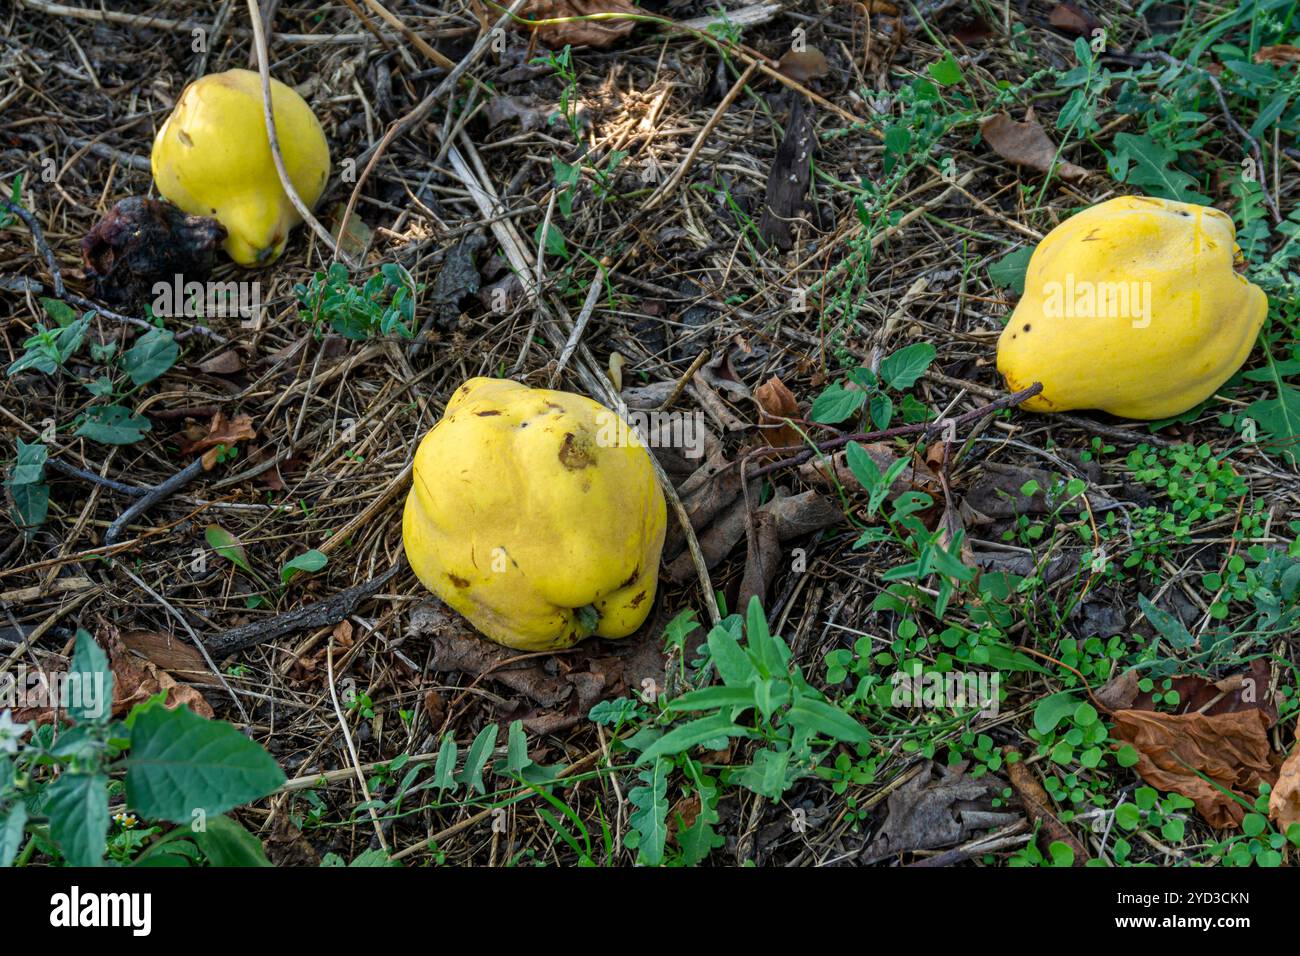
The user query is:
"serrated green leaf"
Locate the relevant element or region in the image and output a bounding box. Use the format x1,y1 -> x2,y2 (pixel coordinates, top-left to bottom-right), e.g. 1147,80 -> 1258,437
125,705 -> 285,823
878,342 -> 936,391
46,772 -> 109,866
676,773 -> 724,865
627,759 -> 669,865
1108,133 -> 1206,203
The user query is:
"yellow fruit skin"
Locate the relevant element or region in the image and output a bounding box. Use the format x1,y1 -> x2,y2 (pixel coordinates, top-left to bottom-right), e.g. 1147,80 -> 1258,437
151,69 -> 330,266
997,195 -> 1267,419
402,378 -> 668,652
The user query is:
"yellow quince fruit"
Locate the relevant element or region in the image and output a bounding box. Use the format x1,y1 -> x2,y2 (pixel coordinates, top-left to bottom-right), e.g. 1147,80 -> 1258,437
403,378 -> 667,651
151,69 -> 330,266
997,195 -> 1267,419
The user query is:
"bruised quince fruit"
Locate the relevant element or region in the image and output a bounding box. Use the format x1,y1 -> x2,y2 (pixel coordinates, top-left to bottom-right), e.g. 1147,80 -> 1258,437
151,69 -> 330,266
403,378 -> 667,651
997,195 -> 1267,419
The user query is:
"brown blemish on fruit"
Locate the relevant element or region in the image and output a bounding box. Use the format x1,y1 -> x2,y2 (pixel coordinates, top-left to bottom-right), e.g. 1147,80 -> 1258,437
447,573 -> 470,588
558,432 -> 595,470
1023,324 -> 1031,332
620,568 -> 640,588
629,591 -> 647,608
475,410 -> 501,416
1082,228 -> 1101,241
177,130 -> 194,148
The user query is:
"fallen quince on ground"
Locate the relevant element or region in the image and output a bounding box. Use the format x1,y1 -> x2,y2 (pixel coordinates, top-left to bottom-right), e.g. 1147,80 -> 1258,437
997,195 -> 1267,419
403,378 -> 666,651
151,69 -> 330,266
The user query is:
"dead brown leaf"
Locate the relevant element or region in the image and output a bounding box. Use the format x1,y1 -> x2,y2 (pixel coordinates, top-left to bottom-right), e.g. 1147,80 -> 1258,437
754,375 -> 801,448
411,599 -> 665,734
1004,747 -> 1088,864
106,628 -> 213,719
519,0 -> 643,49
1048,2 -> 1102,38
177,411 -> 257,470
981,112 -> 1089,182
1110,708 -> 1275,828
195,349 -> 244,375
777,47 -> 829,85
1255,44 -> 1300,64
1268,721 -> 1300,835
862,761 -> 1012,862
1098,660 -> 1277,724
737,507 -> 781,612
121,629 -> 211,681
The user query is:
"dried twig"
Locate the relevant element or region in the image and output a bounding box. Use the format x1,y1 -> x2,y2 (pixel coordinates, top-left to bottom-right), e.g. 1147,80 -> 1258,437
1,198 -> 65,297
104,457 -> 207,547
205,563 -> 403,658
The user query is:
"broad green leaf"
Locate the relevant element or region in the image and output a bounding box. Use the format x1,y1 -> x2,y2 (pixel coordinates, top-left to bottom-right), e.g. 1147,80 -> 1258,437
1245,385 -> 1300,466
40,297 -> 78,326
125,705 -> 285,823
75,405 -> 151,445
730,747 -> 795,799
744,596 -> 783,675
1138,593 -> 1194,650
279,549 -> 327,584
665,685 -> 757,712
68,628 -> 113,723
10,481 -> 49,531
1033,691 -> 1079,735
505,719 -> 531,774
987,246 -> 1032,294
46,772 -> 109,867
0,802 -> 28,868
928,54 -> 963,86
845,441 -> 882,492
637,712 -> 749,764
809,383 -> 866,424
456,724 -> 497,794
122,328 -> 178,386
9,438 -> 47,485
786,697 -> 871,745
706,621 -> 756,687
193,814 -> 273,867
879,342 -> 936,391
206,524 -> 253,575
433,734 -> 458,791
